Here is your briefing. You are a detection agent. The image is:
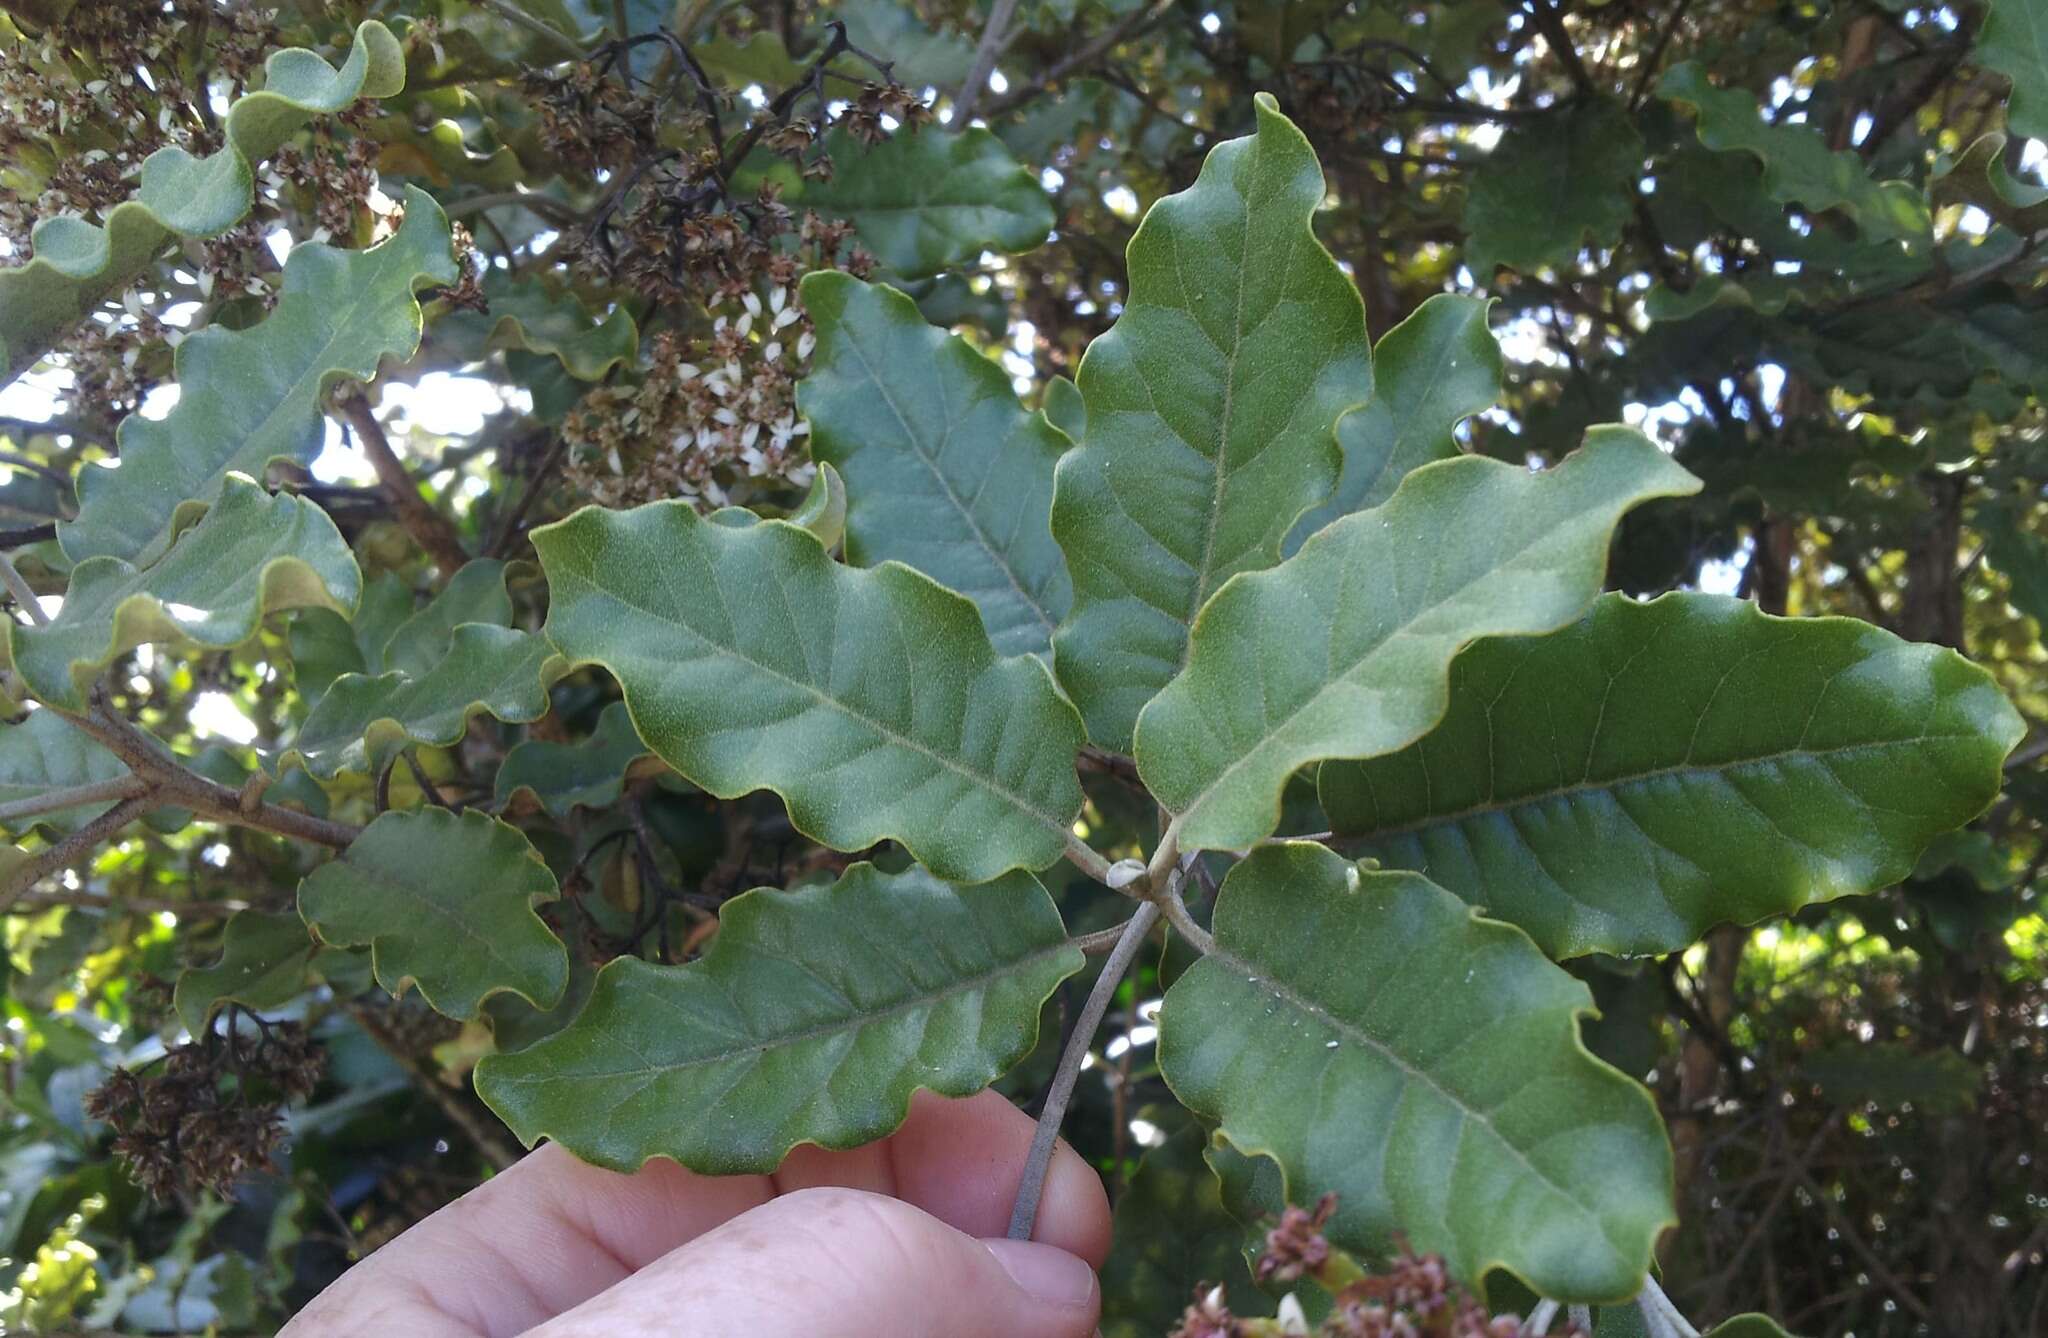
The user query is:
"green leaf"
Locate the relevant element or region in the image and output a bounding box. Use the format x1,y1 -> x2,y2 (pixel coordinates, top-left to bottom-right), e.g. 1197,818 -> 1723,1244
531,503 -> 1086,884
494,701 -> 654,819
1802,1040 -> 1979,1114
1043,377 -> 1086,443
475,862 -> 1081,1172
0,710 -> 131,838
57,188 -> 457,567
794,128 -> 1055,279
0,20 -> 408,387
1933,133 -> 2048,235
836,0 -> 976,88
1977,0 -> 2048,141
1464,98 -> 1645,278
172,911 -> 319,1037
437,274 -> 638,381
1658,63 -> 1930,246
798,272 -> 1072,657
1100,1125 -> 1273,1338
380,560 -> 515,677
1158,843 -> 1673,1301
1285,294 -> 1502,552
1319,593 -> 2023,957
789,462 -> 849,551
298,808 -> 567,1020
1979,503 -> 2048,628
1050,94 -> 1374,750
1137,429 -> 1699,853
1598,1308 -> 1797,1338
280,624 -> 560,779
11,476 -> 360,713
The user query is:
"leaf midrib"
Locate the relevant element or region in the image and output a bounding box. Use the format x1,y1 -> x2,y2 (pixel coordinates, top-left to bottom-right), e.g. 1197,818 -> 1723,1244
490,940 -> 1076,1083
1348,732 -> 1987,841
566,567 -> 1077,835
1197,943 -> 1636,1269
834,331 -> 1056,638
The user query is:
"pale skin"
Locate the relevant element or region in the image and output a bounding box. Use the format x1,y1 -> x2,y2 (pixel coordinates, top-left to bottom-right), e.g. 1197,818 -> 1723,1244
280,1089 -> 1112,1338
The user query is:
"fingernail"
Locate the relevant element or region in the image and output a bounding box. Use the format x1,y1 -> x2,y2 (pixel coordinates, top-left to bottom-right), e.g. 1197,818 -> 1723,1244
983,1238 -> 1098,1309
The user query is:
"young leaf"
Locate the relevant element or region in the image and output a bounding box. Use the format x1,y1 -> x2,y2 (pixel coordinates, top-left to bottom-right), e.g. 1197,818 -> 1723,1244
1977,0 -> 2048,141
11,477 -> 360,712
1137,429 -> 1700,853
57,187 -> 459,566
788,462 -> 849,551
1286,294 -> 1503,552
1319,593 -> 2024,958
531,503 -> 1086,884
1658,63 -> 1929,246
475,862 -> 1082,1172
298,808 -> 567,1020
798,272 -> 1072,657
494,701 -> 655,819
1158,843 -> 1673,1302
1051,94 -> 1374,750
795,127 -> 1054,278
280,624 -> 560,779
1464,99 -> 1644,278
0,709 -> 133,838
172,911 -> 319,1037
0,20 -> 408,387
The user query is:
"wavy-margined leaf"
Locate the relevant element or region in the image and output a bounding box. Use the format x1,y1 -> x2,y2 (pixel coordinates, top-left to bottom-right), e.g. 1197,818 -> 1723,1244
57,188 -> 458,566
11,477 -> 359,712
280,624 -> 560,779
794,128 -> 1054,279
1464,98 -> 1644,278
1318,593 -> 2022,958
798,272 -> 1071,656
495,701 -> 655,819
1658,63 -> 1929,246
299,808 -> 566,1020
0,20 -> 407,387
1978,0 -> 2048,141
1137,429 -> 1699,853
1043,377 -> 1085,442
0,709 -> 132,838
532,503 -> 1086,884
1159,843 -> 1673,1302
437,274 -> 638,381
1286,294 -> 1501,552
1934,133 -> 2048,235
379,559 -> 514,676
475,862 -> 1081,1172
1101,1125 -> 1273,1338
1051,95 -> 1374,750
172,911 -> 319,1036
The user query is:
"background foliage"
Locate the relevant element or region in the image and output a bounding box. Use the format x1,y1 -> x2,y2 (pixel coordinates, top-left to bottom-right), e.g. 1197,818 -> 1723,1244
0,0 -> 2042,1333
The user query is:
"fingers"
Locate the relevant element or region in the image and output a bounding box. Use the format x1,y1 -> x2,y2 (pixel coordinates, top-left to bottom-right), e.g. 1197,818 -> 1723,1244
525,1186 -> 1100,1338
279,1088 -> 1108,1337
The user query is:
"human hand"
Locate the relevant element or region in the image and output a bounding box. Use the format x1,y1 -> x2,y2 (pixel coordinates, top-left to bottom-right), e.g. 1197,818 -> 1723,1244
280,1089 -> 1110,1337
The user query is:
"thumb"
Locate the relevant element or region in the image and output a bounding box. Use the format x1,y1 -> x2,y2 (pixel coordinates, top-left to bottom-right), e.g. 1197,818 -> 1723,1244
526,1185 -> 1101,1338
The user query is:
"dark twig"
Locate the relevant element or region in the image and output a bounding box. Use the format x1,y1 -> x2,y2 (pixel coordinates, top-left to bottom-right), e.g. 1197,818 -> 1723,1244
340,397 -> 471,576
0,795 -> 154,912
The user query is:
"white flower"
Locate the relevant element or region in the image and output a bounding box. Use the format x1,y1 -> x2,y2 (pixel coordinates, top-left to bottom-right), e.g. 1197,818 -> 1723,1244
796,330 -> 816,359
762,340 -> 782,363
